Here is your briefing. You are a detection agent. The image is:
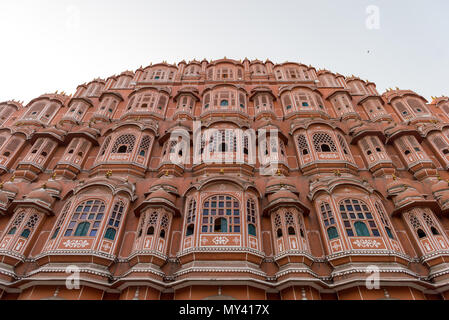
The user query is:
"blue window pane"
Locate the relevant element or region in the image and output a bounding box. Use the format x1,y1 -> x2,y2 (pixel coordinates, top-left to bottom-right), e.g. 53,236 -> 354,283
203,209 -> 209,215
346,229 -> 354,237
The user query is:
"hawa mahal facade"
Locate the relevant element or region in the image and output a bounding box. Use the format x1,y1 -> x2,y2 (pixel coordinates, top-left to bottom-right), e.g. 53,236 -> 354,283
0,58 -> 449,300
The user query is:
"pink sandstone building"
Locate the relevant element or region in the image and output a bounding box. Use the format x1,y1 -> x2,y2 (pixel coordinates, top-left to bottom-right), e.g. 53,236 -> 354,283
0,58 -> 449,300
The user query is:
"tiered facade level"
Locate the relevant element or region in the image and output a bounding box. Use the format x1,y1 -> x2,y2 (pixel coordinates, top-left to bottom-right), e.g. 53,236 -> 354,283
1,58 -> 449,300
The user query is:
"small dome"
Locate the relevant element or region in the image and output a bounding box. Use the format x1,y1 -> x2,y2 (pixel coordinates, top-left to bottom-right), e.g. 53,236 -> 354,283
0,192 -> 8,204
266,177 -> 292,189
267,189 -> 299,203
45,180 -> 63,193
27,188 -> 54,205
386,178 -> 404,192
1,181 -> 19,194
147,188 -> 176,204
348,119 -> 363,131
396,188 -> 422,203
431,180 -> 448,193
150,177 -> 179,190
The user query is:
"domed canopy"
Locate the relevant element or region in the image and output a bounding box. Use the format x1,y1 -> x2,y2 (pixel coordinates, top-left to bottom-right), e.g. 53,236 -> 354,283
263,187 -> 309,216
149,178 -> 179,194
27,188 -> 54,205
135,187 -> 180,216
0,181 -> 19,195
265,177 -> 297,195
431,180 -> 449,193
45,180 -> 63,195
147,188 -> 176,204
267,189 -> 299,203
0,192 -> 8,204
395,187 -> 423,204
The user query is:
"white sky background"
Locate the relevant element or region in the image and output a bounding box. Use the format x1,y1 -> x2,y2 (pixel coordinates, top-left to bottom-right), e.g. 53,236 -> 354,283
0,0 -> 447,104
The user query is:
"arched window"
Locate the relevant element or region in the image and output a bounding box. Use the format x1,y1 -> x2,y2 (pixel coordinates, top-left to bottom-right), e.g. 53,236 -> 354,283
214,218 -> 228,232
220,100 -> 229,107
375,202 -> 394,239
99,136 -> 111,157
104,201 -> 125,240
186,198 -> 197,236
297,134 -> 310,156
138,135 -> 152,157
247,199 -> 257,236
327,227 -> 339,240
337,134 -> 350,156
288,226 -> 296,235
320,202 -> 339,239
21,228 -> 31,238
111,134 -> 136,154
51,201 -> 72,240
285,212 -> 296,235
354,221 -> 370,236
339,199 -> 379,237
277,228 -> 283,238
201,195 -> 240,233
408,213 -> 427,239
74,221 -> 90,236
312,132 -> 337,153
423,212 -> 441,236
417,229 -> 426,238
160,214 -> 169,238
7,212 -> 26,235
147,211 -> 158,235
186,224 -> 194,236
64,200 -> 106,237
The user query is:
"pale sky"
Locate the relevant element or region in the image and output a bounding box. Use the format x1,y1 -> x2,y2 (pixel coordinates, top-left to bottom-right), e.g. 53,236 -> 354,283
0,0 -> 447,104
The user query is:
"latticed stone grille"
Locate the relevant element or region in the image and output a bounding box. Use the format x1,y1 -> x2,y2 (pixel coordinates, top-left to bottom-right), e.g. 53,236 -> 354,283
161,214 -> 169,229
12,212 -> 26,228
99,136 -> 111,156
111,134 -> 136,153
138,135 -> 152,156
423,212 -> 436,228
338,134 -> 350,155
274,213 -> 281,228
408,213 -> 422,230
285,212 -> 295,226
312,132 -> 337,152
148,212 -> 158,226
297,134 -> 310,155
25,214 -> 39,229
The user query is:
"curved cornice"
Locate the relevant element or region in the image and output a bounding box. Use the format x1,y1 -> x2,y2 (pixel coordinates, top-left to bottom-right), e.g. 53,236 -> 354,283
72,177 -> 136,201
